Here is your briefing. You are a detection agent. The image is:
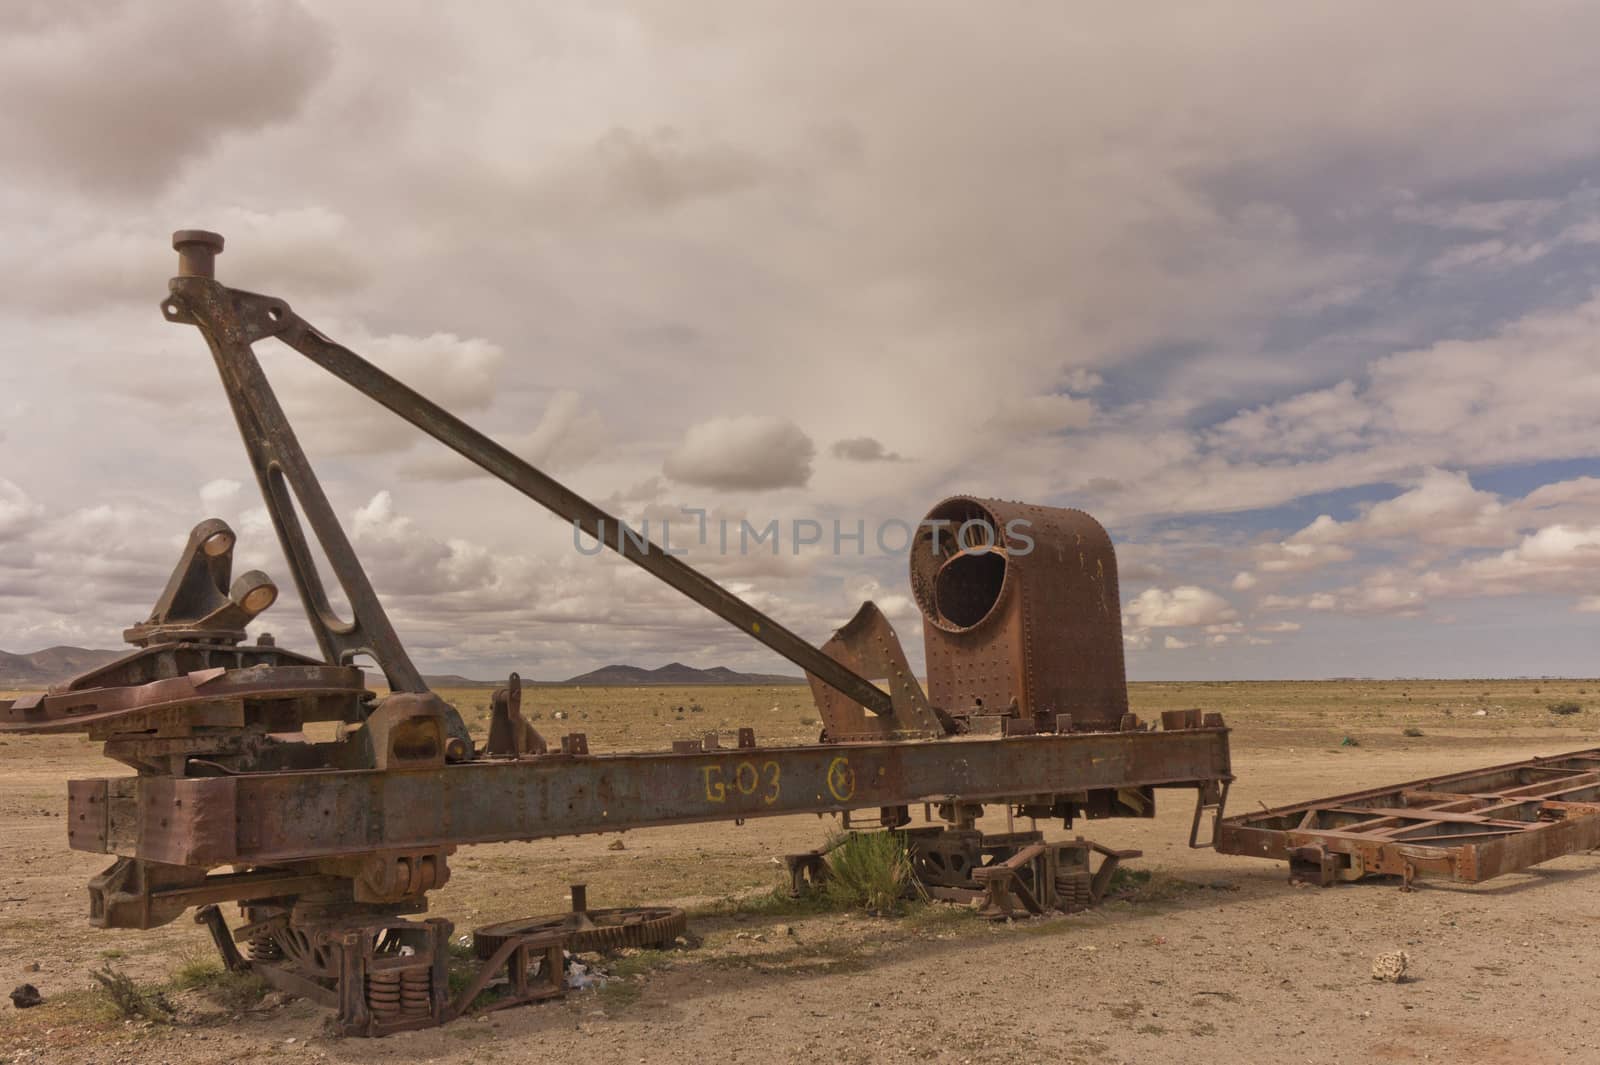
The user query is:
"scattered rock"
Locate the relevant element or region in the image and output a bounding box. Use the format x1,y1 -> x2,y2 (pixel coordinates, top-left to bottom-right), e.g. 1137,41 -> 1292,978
1473,709 -> 1488,717
10,983 -> 42,1009
1371,950 -> 1409,983
607,838 -> 626,851
24,962 -> 39,973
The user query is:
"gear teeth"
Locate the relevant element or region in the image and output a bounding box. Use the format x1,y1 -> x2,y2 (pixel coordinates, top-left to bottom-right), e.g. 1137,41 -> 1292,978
472,907 -> 687,959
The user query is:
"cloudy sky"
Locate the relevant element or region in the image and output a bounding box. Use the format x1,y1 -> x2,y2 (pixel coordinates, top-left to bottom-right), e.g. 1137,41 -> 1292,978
3,2 -> 1600,682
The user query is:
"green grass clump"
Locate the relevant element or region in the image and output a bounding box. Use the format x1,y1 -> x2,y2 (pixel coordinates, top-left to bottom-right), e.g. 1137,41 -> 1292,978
691,886 -> 835,920
1104,867 -> 1203,905
169,954 -> 269,1010
822,830 -> 920,915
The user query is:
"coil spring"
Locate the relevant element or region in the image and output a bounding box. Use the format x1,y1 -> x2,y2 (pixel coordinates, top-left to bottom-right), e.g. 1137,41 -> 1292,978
400,967 -> 431,1016
366,969 -> 402,1019
247,929 -> 283,962
367,966 -> 432,1019
1055,871 -> 1093,912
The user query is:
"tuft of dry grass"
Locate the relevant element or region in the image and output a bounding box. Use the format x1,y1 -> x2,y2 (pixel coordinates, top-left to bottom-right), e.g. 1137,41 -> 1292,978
88,964 -> 172,1022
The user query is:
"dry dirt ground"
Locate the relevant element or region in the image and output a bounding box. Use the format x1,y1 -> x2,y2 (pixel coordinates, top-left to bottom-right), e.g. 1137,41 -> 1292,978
4,679 -> 1600,1064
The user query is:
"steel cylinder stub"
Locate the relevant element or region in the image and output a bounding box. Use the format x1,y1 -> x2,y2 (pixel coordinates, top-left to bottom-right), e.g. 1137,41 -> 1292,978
172,229 -> 224,279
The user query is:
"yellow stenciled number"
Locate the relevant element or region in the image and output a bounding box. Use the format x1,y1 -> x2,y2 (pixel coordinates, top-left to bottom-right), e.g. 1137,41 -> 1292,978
761,760 -> 780,805
736,761 -> 759,796
826,756 -> 855,802
706,760 -> 782,805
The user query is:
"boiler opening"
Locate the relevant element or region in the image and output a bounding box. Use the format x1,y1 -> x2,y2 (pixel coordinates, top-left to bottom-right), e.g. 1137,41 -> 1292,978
934,550 -> 1007,629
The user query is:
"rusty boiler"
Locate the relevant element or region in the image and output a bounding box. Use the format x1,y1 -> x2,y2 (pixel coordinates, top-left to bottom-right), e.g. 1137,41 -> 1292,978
910,496 -> 1129,731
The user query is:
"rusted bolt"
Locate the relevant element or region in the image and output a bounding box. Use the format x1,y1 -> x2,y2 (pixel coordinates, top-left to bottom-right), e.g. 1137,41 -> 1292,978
172,229 -> 224,279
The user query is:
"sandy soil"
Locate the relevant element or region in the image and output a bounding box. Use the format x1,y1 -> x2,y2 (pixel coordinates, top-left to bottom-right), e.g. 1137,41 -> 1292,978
3,681 -> 1600,1064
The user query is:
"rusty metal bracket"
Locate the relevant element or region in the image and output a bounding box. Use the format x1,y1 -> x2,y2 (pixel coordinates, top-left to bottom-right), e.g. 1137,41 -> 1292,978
1189,778 -> 1230,849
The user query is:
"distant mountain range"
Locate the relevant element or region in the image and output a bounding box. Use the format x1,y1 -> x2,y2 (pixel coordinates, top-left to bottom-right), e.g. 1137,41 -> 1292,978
0,647 -> 805,689
0,646 -> 123,687
560,662 -> 805,686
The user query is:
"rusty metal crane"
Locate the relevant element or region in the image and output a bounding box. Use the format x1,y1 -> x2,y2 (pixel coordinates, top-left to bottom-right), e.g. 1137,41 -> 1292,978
0,231 -> 1233,1035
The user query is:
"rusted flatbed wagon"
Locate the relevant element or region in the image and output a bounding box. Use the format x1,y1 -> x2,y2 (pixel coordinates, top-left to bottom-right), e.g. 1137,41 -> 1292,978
1216,748 -> 1600,887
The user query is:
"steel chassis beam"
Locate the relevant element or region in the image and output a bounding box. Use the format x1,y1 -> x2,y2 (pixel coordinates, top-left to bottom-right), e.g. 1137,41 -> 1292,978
1215,747 -> 1600,885
72,726 -> 1231,867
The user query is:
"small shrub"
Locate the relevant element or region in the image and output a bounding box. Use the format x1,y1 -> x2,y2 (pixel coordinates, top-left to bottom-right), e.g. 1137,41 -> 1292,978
1401,726 -> 1424,738
1548,701 -> 1583,716
89,964 -> 172,1022
823,830 -> 921,914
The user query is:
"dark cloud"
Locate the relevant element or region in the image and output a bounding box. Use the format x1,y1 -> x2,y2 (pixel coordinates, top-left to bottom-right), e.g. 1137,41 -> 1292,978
0,0 -> 331,195
830,437 -> 903,463
663,416 -> 814,491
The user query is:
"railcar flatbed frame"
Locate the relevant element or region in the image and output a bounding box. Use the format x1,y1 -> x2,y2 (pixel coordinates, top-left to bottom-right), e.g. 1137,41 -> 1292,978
1215,747 -> 1600,886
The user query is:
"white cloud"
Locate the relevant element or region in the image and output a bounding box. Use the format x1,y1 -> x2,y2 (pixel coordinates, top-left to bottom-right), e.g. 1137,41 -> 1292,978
1255,538 -> 1355,574
663,415 -> 815,491
1163,635 -> 1192,650
1243,469 -> 1512,584
404,390 -> 606,481
1437,524 -> 1600,596
1060,368 -> 1104,394
0,480 -> 45,540
987,394 -> 1094,436
1125,586 -> 1236,629
1395,197 -> 1562,233
199,479 -> 242,510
